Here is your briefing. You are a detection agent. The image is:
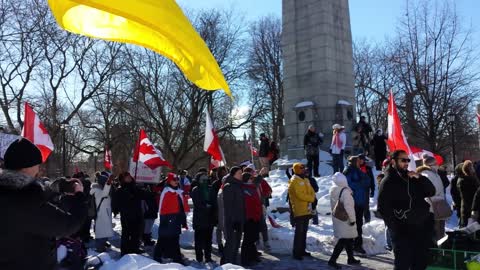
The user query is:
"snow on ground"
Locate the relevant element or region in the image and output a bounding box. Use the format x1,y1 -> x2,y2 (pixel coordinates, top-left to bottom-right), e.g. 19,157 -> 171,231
84,151 -> 393,269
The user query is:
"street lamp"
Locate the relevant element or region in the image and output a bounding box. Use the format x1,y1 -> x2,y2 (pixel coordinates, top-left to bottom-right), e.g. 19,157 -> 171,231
448,113 -> 456,168
61,123 -> 69,176
93,152 -> 98,172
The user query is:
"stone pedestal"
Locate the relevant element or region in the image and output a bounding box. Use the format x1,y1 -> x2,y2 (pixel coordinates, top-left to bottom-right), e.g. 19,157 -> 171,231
282,0 -> 356,159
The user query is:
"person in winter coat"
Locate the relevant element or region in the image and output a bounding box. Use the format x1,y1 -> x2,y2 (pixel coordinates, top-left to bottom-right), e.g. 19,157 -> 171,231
451,163 -> 464,223
358,154 -> 375,223
437,165 -> 450,193
288,163 -> 316,260
142,184 -> 159,246
112,172 -> 145,256
330,124 -> 346,173
371,129 -> 387,170
0,138 -> 88,270
72,172 -> 93,243
328,172 -> 361,269
304,125 -> 323,177
154,173 -> 187,265
191,172 -> 216,263
457,160 -> 480,227
241,172 -> 263,266
244,166 -> 273,249
343,156 -> 371,254
258,133 -> 271,170
221,167 -> 246,265
212,166 -> 228,254
90,174 -> 114,252
286,167 -> 319,225
354,116 -> 373,155
378,150 -> 436,270
417,155 -> 447,241
268,141 -> 279,165
466,161 -> 480,224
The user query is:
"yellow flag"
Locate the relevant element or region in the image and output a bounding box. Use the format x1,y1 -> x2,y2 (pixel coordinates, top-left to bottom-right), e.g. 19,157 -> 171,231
47,0 -> 231,97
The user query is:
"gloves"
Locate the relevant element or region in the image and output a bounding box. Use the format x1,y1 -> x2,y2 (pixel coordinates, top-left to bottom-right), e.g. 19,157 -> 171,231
233,222 -> 242,231
349,221 -> 356,226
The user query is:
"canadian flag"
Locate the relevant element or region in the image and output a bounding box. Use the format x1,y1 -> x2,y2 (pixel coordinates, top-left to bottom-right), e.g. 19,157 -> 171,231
21,103 -> 54,162
410,146 -> 444,165
133,129 -> 172,170
387,90 -> 416,170
203,110 -> 225,164
209,156 -> 225,170
104,146 -> 113,170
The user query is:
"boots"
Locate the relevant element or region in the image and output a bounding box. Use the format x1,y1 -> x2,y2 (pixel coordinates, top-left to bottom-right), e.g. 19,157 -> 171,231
143,233 -> 156,246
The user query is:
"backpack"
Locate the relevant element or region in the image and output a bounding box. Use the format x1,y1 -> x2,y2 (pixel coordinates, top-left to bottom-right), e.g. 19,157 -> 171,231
333,188 -> 349,221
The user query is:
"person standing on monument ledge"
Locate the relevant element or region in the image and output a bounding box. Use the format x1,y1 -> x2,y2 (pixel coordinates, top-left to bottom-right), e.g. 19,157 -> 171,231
304,125 -> 323,177
330,124 -> 347,173
258,133 -> 271,170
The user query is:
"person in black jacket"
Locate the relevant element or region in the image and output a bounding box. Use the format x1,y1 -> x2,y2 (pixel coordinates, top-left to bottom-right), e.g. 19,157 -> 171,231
371,129 -> 387,170
378,150 -> 435,270
212,166 -> 228,254
304,125 -> 323,177
72,172 -> 93,243
191,172 -> 216,263
112,172 -> 145,256
258,134 -> 270,170
221,167 -> 246,265
451,163 -> 464,224
458,160 -> 480,227
142,184 -> 159,246
0,138 -> 87,270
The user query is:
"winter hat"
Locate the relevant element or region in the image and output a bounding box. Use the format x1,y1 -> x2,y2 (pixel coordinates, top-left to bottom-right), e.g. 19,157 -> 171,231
229,166 -> 242,176
292,163 -> 305,175
166,172 -> 177,183
422,154 -> 437,167
97,175 -> 108,186
3,138 -> 42,170
332,124 -> 345,130
242,172 -> 252,183
308,125 -> 315,130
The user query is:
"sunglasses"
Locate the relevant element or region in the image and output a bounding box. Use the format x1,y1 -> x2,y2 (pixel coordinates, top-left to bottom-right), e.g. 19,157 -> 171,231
398,158 -> 411,163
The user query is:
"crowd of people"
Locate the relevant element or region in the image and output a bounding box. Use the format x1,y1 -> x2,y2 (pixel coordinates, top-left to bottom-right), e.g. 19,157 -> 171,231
2,121 -> 480,270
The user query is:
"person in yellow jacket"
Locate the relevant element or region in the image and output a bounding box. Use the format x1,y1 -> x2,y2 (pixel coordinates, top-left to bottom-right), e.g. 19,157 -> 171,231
288,163 -> 316,260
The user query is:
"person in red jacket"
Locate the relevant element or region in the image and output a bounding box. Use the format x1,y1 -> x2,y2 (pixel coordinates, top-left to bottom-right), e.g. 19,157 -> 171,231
153,173 -> 187,265
241,172 -> 263,267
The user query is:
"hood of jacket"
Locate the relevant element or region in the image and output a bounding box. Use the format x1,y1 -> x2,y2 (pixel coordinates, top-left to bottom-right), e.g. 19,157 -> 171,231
416,165 -> 432,174
332,172 -> 349,188
0,170 -> 36,190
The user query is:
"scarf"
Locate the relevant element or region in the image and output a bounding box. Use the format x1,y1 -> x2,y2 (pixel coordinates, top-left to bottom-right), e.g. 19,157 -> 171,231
332,130 -> 343,149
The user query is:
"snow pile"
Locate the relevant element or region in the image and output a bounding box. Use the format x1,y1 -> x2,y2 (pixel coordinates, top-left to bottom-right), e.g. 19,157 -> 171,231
99,254 -> 244,270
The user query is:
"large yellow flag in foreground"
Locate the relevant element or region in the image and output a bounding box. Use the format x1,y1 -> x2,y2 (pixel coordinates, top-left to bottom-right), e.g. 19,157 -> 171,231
47,0 -> 231,97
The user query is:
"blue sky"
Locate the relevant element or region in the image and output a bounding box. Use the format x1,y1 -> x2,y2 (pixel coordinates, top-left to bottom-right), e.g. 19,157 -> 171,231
178,0 -> 479,44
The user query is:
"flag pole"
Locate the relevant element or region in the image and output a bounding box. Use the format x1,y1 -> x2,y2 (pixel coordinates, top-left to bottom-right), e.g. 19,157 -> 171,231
249,137 -> 255,169
134,130 -> 141,180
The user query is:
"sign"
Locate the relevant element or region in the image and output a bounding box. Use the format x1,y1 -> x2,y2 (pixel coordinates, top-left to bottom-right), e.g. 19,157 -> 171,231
128,158 -> 162,183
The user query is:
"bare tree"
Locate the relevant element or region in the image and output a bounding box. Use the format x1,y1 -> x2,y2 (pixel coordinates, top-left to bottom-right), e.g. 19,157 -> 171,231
247,16 -> 284,143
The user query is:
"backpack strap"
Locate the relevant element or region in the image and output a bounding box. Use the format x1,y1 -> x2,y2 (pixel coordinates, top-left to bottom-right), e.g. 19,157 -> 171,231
95,197 -> 108,218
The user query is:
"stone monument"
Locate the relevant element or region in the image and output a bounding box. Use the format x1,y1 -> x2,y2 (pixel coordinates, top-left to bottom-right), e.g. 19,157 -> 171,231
282,0 -> 356,159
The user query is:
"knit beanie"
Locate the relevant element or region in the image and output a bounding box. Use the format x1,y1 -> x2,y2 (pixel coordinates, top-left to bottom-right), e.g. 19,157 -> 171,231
3,138 -> 42,170
422,154 -> 437,167
97,175 -> 108,187
229,166 -> 242,176
292,163 -> 304,175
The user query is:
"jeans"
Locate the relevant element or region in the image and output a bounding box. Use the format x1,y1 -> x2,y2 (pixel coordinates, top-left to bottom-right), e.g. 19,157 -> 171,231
354,205 -> 365,248
194,227 -> 214,262
306,154 -> 320,176
329,238 -> 355,263
223,225 -> 243,264
332,153 -> 344,173
293,215 -> 310,257
241,220 -> 260,265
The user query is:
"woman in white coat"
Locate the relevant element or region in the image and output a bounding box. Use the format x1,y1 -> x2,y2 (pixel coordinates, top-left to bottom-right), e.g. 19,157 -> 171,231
328,172 -> 361,269
91,174 -> 114,252
417,155 -> 447,241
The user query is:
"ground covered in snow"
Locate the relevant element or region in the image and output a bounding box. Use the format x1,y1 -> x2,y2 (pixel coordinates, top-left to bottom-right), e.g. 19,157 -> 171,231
81,151 -> 463,269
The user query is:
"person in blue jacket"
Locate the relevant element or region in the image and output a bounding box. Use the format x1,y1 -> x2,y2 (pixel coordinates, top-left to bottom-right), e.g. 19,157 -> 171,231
343,155 -> 371,254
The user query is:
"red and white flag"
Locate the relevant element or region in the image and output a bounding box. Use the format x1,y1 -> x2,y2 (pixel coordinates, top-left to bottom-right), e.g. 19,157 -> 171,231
387,90 -> 416,170
410,146 -> 444,165
104,146 -> 113,170
21,103 -> 54,162
204,110 -> 226,164
133,129 -> 172,170
247,141 -> 258,156
209,156 -> 225,170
